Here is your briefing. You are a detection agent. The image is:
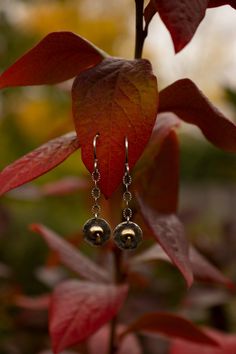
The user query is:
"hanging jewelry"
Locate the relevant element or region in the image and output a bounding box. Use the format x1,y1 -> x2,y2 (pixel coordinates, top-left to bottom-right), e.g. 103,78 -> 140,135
83,134 -> 111,246
113,137 -> 143,250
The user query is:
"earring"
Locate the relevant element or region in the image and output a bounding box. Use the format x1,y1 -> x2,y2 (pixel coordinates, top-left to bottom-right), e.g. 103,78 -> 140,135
113,137 -> 143,250
83,134 -> 111,246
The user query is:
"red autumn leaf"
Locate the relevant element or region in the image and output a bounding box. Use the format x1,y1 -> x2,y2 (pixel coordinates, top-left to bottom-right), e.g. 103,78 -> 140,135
170,328 -> 236,354
136,118 -> 180,214
120,312 -> 218,347
208,1 -> 236,8
0,132 -> 80,196
151,0 -> 208,52
137,196 -> 193,287
30,224 -> 110,283
72,57 -> 158,198
88,325 -> 142,354
0,32 -> 105,88
159,79 -> 236,152
130,244 -> 233,289
50,280 -> 128,354
146,1 -> 236,52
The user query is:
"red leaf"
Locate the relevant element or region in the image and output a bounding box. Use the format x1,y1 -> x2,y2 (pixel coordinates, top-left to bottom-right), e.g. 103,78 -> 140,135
170,328 -> 236,354
136,116 -> 180,214
152,0 -> 208,52
0,132 -> 80,196
30,224 -> 110,283
72,57 -> 158,198
130,244 -> 233,289
159,79 -> 236,152
120,312 -> 218,347
88,325 -> 142,354
50,280 -> 128,354
0,32 -> 105,88
208,1 -> 236,8
137,197 -> 193,287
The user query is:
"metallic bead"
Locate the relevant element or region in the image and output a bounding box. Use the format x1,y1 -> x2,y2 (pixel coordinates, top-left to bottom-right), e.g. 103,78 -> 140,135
113,221 -> 143,250
83,218 -> 111,246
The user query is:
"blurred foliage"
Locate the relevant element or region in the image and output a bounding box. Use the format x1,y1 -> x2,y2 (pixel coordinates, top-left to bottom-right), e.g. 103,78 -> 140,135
0,1 -> 236,353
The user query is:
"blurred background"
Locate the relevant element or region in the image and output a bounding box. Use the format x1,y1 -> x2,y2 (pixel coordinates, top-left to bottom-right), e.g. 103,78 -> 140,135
1,1 -> 236,353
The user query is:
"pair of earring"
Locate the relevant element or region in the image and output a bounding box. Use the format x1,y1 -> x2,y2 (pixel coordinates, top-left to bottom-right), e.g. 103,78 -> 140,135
83,134 -> 143,250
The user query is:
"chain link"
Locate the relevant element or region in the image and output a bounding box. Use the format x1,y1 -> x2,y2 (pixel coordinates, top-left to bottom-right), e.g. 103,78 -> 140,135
91,158 -> 101,218
123,161 -> 132,222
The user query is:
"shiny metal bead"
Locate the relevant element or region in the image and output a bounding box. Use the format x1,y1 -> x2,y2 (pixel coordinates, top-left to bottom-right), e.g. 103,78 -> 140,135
83,218 -> 111,246
113,221 -> 143,250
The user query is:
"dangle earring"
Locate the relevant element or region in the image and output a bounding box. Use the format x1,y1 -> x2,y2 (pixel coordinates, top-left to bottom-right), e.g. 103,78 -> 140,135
83,134 -> 111,246
113,137 -> 143,250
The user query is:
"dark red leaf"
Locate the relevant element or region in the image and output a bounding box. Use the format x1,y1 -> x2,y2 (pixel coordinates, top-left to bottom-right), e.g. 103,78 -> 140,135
72,57 -> 158,198
0,32 -> 105,88
170,328 -> 236,354
130,244 -> 233,289
30,224 -> 110,283
120,312 -> 219,347
0,132 -> 80,196
159,79 -> 236,152
136,117 -> 180,214
208,1 -> 236,9
152,0 -> 208,52
88,325 -> 142,354
50,280 -> 128,354
137,197 -> 193,287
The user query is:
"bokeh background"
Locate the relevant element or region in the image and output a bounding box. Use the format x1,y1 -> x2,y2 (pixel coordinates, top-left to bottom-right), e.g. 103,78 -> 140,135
1,1 -> 236,353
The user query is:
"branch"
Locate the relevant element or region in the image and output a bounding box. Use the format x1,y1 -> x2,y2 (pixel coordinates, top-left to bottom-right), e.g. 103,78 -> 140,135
134,0 -> 147,59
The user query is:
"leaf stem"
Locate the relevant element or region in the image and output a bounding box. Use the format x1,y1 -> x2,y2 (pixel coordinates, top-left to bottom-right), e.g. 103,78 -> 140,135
134,0 -> 147,59
108,247 -> 123,354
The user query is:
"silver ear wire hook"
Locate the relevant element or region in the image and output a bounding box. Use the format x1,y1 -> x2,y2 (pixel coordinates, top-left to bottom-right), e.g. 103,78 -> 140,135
93,134 -> 99,169
125,136 -> 129,173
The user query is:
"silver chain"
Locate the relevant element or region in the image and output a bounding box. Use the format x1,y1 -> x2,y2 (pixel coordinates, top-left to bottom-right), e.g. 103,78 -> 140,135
91,157 -> 101,218
122,161 -> 132,222
91,134 -> 102,219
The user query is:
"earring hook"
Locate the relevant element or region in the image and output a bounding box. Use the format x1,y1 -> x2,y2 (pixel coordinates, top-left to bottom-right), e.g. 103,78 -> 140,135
125,136 -> 130,174
93,134 -> 99,161
125,136 -> 129,164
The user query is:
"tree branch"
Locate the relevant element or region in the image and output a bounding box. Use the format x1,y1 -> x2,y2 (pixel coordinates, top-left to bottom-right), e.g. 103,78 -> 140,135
134,0 -> 147,59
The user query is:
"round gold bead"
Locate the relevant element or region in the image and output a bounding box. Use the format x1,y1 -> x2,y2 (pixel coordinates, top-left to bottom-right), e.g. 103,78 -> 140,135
113,221 -> 143,250
83,218 -> 111,246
